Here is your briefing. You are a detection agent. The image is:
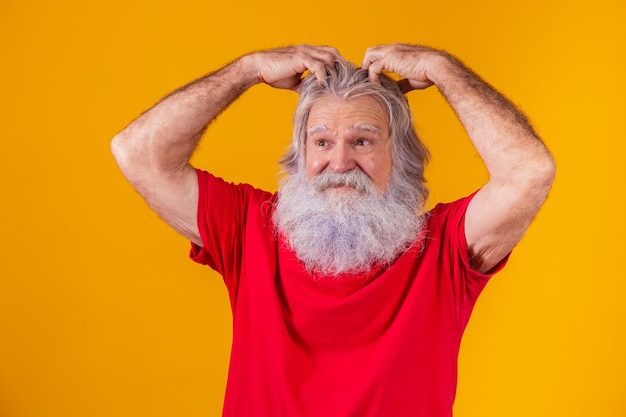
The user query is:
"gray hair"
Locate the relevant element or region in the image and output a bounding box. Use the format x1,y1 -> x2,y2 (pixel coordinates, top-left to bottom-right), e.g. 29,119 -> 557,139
280,59 -> 430,208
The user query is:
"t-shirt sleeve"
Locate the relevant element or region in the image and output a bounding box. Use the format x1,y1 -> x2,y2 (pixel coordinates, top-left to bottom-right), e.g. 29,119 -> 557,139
189,169 -> 273,282
431,191 -> 510,308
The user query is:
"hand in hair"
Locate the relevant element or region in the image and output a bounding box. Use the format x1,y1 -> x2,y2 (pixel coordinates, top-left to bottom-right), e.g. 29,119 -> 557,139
250,45 -> 342,92
362,43 -> 458,93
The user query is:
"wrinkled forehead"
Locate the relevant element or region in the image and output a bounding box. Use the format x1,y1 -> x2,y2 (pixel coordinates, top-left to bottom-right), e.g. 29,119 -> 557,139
305,95 -> 390,135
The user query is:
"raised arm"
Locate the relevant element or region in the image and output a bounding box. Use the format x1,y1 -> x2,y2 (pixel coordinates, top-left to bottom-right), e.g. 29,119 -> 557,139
362,43 -> 556,273
111,45 -> 341,246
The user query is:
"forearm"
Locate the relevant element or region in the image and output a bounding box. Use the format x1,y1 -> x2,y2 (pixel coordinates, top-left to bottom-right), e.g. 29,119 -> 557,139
111,54 -> 260,179
431,55 -> 555,190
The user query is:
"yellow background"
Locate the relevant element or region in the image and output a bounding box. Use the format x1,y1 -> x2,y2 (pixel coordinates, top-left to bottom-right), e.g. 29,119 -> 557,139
1,0 -> 624,416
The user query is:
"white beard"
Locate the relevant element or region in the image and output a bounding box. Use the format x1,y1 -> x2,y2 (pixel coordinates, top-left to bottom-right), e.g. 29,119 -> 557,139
273,169 -> 425,277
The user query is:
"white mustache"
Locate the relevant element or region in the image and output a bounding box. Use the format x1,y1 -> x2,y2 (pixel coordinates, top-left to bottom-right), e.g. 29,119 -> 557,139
311,169 -> 374,193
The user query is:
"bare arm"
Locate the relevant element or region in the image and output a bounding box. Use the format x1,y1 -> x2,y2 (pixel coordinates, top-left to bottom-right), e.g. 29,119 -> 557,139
363,44 -> 556,273
111,45 -> 341,246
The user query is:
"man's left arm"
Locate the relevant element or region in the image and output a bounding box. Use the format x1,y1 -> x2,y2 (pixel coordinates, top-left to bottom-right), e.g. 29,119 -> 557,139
363,44 -> 556,273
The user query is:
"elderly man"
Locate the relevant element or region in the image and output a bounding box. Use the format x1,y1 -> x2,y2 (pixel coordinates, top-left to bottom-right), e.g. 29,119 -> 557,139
111,44 -> 555,417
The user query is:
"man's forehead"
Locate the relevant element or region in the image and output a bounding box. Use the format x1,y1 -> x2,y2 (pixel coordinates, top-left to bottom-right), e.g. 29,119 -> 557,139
307,96 -> 388,123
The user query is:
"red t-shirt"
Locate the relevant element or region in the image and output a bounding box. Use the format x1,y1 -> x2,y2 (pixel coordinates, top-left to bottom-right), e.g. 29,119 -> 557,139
190,169 -> 507,417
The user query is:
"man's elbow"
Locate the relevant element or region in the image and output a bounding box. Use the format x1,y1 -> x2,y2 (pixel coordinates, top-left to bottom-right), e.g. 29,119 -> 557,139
111,132 -> 130,171
537,149 -> 556,186
110,132 -> 125,166
111,131 -> 145,184
524,149 -> 556,204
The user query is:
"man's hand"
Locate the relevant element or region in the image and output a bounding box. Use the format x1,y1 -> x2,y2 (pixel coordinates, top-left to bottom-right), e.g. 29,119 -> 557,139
250,45 -> 342,92
362,43 -> 456,93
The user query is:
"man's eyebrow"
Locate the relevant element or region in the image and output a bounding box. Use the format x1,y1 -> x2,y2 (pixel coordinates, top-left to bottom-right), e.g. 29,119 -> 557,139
352,122 -> 382,133
307,123 -> 383,136
307,124 -> 328,135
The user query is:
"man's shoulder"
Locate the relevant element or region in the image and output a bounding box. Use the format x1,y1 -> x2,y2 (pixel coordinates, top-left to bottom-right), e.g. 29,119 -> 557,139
428,191 -> 479,219
423,191 -> 480,240
196,168 -> 276,201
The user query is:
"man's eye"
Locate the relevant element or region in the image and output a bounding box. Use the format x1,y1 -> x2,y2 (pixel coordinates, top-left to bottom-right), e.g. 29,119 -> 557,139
356,139 -> 369,146
317,140 -> 328,146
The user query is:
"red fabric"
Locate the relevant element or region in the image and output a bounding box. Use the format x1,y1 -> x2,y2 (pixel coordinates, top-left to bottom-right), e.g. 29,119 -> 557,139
190,169 -> 507,417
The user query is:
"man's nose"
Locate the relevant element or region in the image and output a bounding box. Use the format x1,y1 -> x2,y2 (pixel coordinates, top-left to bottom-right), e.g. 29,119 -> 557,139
329,143 -> 356,173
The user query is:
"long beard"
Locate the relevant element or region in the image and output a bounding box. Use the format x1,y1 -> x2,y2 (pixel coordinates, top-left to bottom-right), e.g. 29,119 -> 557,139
273,169 -> 425,277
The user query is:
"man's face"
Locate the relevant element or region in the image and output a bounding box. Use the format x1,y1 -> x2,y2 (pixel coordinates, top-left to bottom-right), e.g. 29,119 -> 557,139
305,96 -> 392,193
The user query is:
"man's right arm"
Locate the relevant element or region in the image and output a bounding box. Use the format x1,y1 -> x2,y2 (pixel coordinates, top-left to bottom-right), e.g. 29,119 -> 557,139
111,45 -> 341,246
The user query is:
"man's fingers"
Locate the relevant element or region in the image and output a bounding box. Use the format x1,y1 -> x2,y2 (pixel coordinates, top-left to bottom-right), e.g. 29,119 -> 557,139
260,44 -> 344,91
365,58 -> 387,84
361,53 -> 376,70
362,43 -> 440,91
307,60 -> 330,85
316,45 -> 343,62
362,45 -> 395,83
301,45 -> 342,68
362,45 -> 386,69
297,45 -> 343,86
